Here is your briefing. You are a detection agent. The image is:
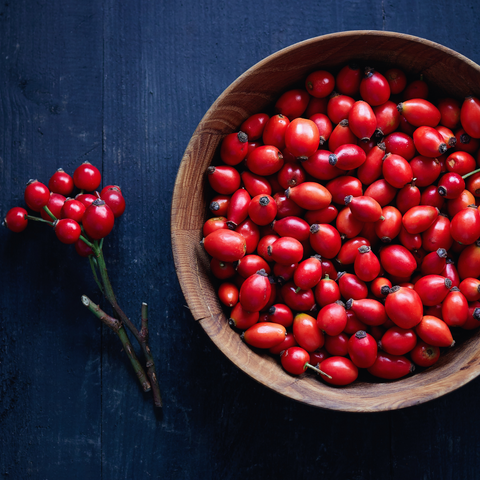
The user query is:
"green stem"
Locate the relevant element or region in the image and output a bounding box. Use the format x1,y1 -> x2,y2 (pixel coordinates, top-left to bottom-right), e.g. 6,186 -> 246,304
89,256 -> 104,295
96,247 -> 162,407
26,215 -> 54,226
81,295 -> 151,392
80,235 -> 95,249
306,363 -> 332,379
42,205 -> 57,222
462,167 -> 480,180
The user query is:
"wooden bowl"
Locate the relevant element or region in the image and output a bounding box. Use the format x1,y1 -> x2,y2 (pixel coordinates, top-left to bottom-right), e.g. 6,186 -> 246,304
171,31 -> 480,412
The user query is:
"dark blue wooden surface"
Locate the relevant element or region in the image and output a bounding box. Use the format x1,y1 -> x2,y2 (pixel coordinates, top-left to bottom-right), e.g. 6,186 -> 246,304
2,1 -> 480,479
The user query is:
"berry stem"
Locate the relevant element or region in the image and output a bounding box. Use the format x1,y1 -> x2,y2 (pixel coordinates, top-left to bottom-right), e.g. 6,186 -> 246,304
26,215 -> 54,226
462,167 -> 480,180
42,205 -> 57,222
306,363 -> 332,378
81,295 -> 151,393
80,235 -> 95,249
89,256 -> 105,295
95,243 -> 162,407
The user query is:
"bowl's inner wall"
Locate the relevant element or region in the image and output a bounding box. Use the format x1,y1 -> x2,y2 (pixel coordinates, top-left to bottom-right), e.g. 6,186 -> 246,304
172,32 -> 480,411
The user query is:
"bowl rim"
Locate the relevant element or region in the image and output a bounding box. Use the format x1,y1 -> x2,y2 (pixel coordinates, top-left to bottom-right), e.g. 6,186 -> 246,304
171,30 -> 480,412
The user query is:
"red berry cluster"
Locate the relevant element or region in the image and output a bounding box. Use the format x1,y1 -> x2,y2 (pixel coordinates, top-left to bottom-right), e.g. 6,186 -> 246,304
202,64 -> 480,386
4,161 -> 125,252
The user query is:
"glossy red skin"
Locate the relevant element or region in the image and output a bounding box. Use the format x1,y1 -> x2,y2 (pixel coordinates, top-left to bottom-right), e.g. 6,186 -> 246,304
203,229 -> 246,262
310,113 -> 333,145
338,272 -> 368,300
273,262 -> 297,283
239,272 -> 272,312
436,125 -> 457,149
226,189 -> 250,227
448,191 -> 476,219
241,171 -> 271,198
203,217 -> 228,238
240,113 -> 269,141
348,332 -> 378,368
218,282 -> 239,307
357,143 -> 385,185
337,237 -> 370,265
273,192 -> 305,219
330,144 -> 366,170
220,131 -> 249,165
437,172 -> 465,200
383,154 -> 414,189
420,250 -> 447,275
309,224 -> 342,259
287,182 -> 332,211
207,166 -> 241,195
328,120 -> 358,151
347,195 -> 383,223
379,244 -> 417,278
274,89 -> 309,118
272,216 -> 310,241
409,156 -> 441,187
384,132 -> 416,161
262,114 -> 290,150
317,302 -> 347,336
410,340 -> 441,367
280,282 -> 316,312
243,322 -> 286,349
280,347 -> 310,375
420,185 -> 445,210
236,255 -> 270,279
455,128 -> 480,153
398,98 -> 441,127
256,234 -> 279,261
466,172 -> 480,197
246,145 -> 284,176
315,277 -> 341,307
24,181 -> 50,212
305,70 -> 335,98
277,161 -> 306,190
403,79 -> 429,100
396,183 -> 421,214
61,198 -> 86,223
73,163 -> 101,191
364,179 -> 397,207
370,277 -> 392,298
415,315 -> 454,347
460,96 -> 480,139
414,275 -> 451,306
74,238 -> 94,257
347,298 -> 387,326
354,247 -> 381,282
348,100 -> 377,140
321,260 -> 338,279
82,201 -> 114,240
463,301 -> 480,330
209,195 -> 230,216
373,101 -> 401,136
294,256 -> 322,290
210,258 -> 235,280
4,207 -> 28,232
48,170 -> 74,196
327,95 -> 355,124
336,64 -> 362,96
367,352 -> 414,380
422,215 -> 453,252
235,218 -> 260,254
402,205 -> 438,234
309,347 -> 330,366
267,304 -> 294,329
442,289 -> 469,327
55,218 -> 81,244
335,207 -> 363,239
293,313 -> 324,352
269,332 -> 297,355
442,261 -> 460,288
446,151 -> 476,177
385,68 -> 407,94
40,193 -> 65,221
248,194 -> 276,226
229,302 -> 259,330
374,206 -> 402,243
438,98 -> 461,129
326,176 -> 363,205
451,206 -> 480,245
413,126 -> 447,157
267,236 -> 304,265
319,357 -> 358,386
457,242 -> 480,280
101,188 -> 125,218
398,226 -> 422,251
304,205 -> 338,225
304,96 -> 328,118
343,310 -> 367,334
380,327 -> 417,355
459,278 -> 480,301
324,333 -> 349,357
301,149 -> 343,181
360,69 -> 390,106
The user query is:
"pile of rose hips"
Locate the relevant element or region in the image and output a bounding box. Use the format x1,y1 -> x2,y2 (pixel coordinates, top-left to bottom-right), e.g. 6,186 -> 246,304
4,162 -> 125,249
202,63 -> 480,386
